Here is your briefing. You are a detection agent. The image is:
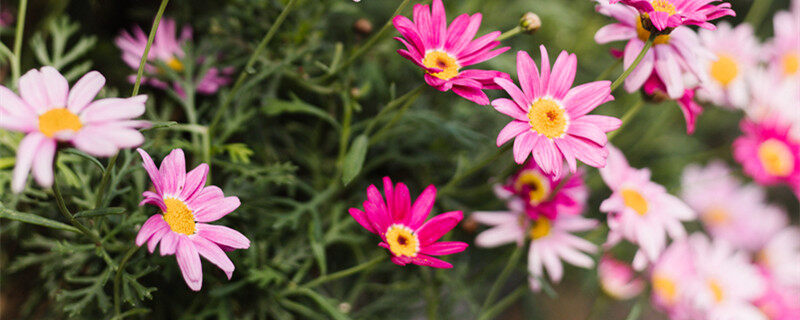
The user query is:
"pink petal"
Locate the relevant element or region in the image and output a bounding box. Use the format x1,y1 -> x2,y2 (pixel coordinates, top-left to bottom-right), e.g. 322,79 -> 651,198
420,241 -> 468,256
196,223 -> 251,249
32,138 -> 56,188
494,77 -> 529,109
160,149 -> 186,197
147,226 -> 170,253
452,85 -> 490,105
594,23 -> 636,44
193,196 -> 240,222
492,98 -> 527,120
623,40 -> 654,93
79,95 -> 147,124
411,254 -> 453,268
513,131 -> 536,164
548,51 -> 576,100
176,237 -> 203,291
532,137 -> 560,176
416,211 -> 463,245
429,0 -> 446,49
12,133 -> 46,193
568,119 -> 609,145
393,182 -> 411,223
186,186 -> 224,209
72,129 -> 119,157
653,45 -> 684,99
580,115 -> 621,132
67,71 -> 105,113
180,164 -> 209,201
136,215 -> 168,246
39,67 -> 69,108
192,236 -> 235,279
541,249 -> 564,282
554,138 -> 578,173
160,231 -> 179,256
18,69 -> 52,114
516,50 -> 541,99
496,120 -> 530,146
449,13 -> 482,54
537,45 -> 551,96
349,208 -> 376,233
137,148 -> 164,196
0,86 -> 37,119
563,136 -> 608,168
408,185 -> 436,229
563,81 -> 613,118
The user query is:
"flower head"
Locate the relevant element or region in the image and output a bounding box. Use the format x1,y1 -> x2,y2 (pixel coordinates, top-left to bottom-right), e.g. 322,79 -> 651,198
598,255 -> 645,300
135,148 -> 250,291
0,67 -> 149,193
495,161 -> 588,220
348,177 -> 468,268
733,117 -> 800,196
610,0 -> 734,31
757,227 -> 800,289
696,22 -> 760,109
754,265 -> 800,320
392,0 -> 510,105
493,47 -> 621,177
766,1 -> 800,82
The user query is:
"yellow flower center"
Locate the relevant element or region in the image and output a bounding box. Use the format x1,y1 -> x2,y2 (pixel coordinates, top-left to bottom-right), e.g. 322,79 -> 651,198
635,18 -> 671,45
621,188 -> 648,216
528,98 -> 569,139
163,198 -> 196,235
651,0 -> 677,15
708,279 -> 724,303
422,50 -> 460,80
782,51 -> 799,76
653,274 -> 677,304
167,57 -> 185,72
385,224 -> 420,257
529,217 -> 551,240
709,54 -> 739,87
758,139 -> 794,177
702,206 -> 730,226
38,108 -> 83,138
514,170 -> 552,205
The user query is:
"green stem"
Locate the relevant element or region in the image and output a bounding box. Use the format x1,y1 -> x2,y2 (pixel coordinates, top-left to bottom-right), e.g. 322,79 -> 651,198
132,0 -> 170,96
209,0 -> 299,134
364,84 -> 425,135
607,98 -> 645,141
609,34 -> 654,92
497,26 -> 522,41
94,154 -> 118,209
477,286 -> 526,320
301,255 -> 385,288
440,144 -> 512,194
744,0 -> 774,29
114,245 -> 140,317
480,244 -> 524,312
11,0 -> 28,87
53,174 -> 103,246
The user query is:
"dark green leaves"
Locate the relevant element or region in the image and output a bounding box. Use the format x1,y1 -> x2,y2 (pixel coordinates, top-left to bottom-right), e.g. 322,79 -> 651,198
341,135 -> 369,186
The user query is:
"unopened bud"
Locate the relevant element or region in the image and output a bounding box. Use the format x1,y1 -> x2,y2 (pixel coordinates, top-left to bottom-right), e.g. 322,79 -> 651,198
520,12 -> 541,34
353,18 -> 373,35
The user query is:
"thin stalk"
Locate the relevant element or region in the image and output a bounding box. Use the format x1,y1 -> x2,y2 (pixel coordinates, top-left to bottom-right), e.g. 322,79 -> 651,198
607,98 -> 645,141
94,154 -> 117,209
11,0 -> 28,87
364,84 -> 425,135
53,175 -> 103,246
209,0 -> 299,134
440,144 -> 512,194
114,245 -> 140,317
477,286 -> 526,320
609,34 -> 654,92
744,0 -> 774,29
132,0 -> 171,96
301,255 -> 385,288
497,26 -> 522,41
480,244 -> 524,312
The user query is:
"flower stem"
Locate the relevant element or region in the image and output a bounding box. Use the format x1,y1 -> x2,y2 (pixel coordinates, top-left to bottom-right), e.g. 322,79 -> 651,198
606,97 -> 645,141
301,255 -> 385,289
497,26 -> 522,41
364,84 -> 425,136
609,34 -> 655,92
53,173 -> 103,247
10,0 -> 28,88
132,0 -> 170,97
209,0 -> 299,135
480,244 -> 524,313
94,154 -> 118,209
114,245 -> 140,317
477,286 -> 526,320
744,0 -> 774,29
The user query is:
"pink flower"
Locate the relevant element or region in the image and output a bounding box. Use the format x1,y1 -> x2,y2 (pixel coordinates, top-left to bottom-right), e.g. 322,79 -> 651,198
754,266 -> 800,320
745,69 -> 800,140
650,238 -> 695,318
765,0 -> 800,82
348,177 -> 468,268
733,117 -> 800,196
609,0 -> 734,31
599,145 -> 695,266
642,73 -> 703,134
697,22 -> 760,109
598,255 -> 645,300
115,18 -> 231,95
595,2 -> 712,99
392,0 -> 510,105
493,47 -> 621,177
0,67 -> 149,193
495,161 -> 588,220
758,228 -> 800,289
135,148 -> 250,291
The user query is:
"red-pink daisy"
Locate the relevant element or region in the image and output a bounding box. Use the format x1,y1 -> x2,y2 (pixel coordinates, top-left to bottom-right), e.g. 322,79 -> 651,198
494,161 -> 588,220
610,0 -> 735,31
493,46 -> 621,177
348,177 -> 468,268
392,0 -> 510,105
733,117 -> 800,196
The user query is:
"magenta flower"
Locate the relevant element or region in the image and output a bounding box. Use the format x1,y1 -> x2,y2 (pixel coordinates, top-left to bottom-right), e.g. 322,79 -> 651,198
392,0 -> 510,105
733,117 -> 800,196
609,0 -> 734,31
0,67 -> 148,193
348,177 -> 468,268
115,18 -> 231,95
598,255 -> 645,300
495,161 -> 588,220
493,47 -> 621,177
135,148 -> 250,291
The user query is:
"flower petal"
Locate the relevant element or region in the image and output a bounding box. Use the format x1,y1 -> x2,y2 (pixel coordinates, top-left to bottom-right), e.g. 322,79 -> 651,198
176,237 -> 203,291
416,211 -> 463,245
68,71 -> 105,113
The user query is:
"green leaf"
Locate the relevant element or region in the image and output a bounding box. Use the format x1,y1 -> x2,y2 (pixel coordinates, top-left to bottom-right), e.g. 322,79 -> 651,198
62,148 -> 105,172
73,207 -> 126,218
262,97 -> 340,129
341,135 -> 368,186
141,121 -> 178,131
0,206 -> 80,233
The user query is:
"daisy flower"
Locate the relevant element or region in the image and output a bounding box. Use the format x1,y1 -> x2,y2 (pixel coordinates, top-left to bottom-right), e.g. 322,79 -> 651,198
595,1 -> 712,99
494,161 -> 588,220
609,0 -> 735,31
757,227 -> 800,289
681,161 -> 788,252
754,266 -> 800,320
392,0 -> 510,105
599,145 -> 695,265
745,69 -> 800,140
598,255 -> 645,300
473,199 -> 598,291
642,73 -> 703,134
348,177 -> 468,268
766,0 -> 800,82
696,22 -> 760,109
493,47 -> 621,177
650,238 -> 696,319
733,117 -> 800,196
0,67 -> 148,193
135,148 -> 250,291
115,17 -> 231,94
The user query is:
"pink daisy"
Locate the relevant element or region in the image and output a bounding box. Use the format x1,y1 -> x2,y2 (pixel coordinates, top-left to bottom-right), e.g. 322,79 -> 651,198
595,1 -> 712,99
348,177 -> 468,268
733,117 -> 800,196
599,145 -> 695,265
650,238 -> 696,319
765,0 -> 800,82
609,0 -> 735,31
697,22 -> 760,109
493,47 -> 621,177
494,161 -> 588,220
0,67 -> 149,193
598,255 -> 645,300
135,148 -> 250,291
115,17 -> 231,95
392,0 -> 510,105
745,69 -> 800,140
642,73 -> 703,134
757,227 -> 800,290
754,266 -> 800,320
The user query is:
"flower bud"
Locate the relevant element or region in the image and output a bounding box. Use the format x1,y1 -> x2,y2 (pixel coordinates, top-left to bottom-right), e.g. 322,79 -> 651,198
520,12 -> 542,34
353,18 -> 373,35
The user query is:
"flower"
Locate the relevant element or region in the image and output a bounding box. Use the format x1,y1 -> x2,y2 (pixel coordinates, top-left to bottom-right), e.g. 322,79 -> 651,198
681,161 -> 788,252
493,47 -> 621,176
494,161 -> 588,220
745,69 -> 800,140
473,204 -> 598,291
754,266 -> 800,320
599,145 -> 695,265
765,0 -> 800,82
0,67 -> 149,193
392,0 -> 510,105
115,17 -> 231,94
696,22 -> 760,109
348,177 -> 468,268
642,73 -> 703,134
595,1 -> 712,99
757,228 -> 800,289
609,0 -> 735,31
598,255 -> 645,300
650,238 -> 695,318
135,148 -> 250,291
733,117 -> 800,196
